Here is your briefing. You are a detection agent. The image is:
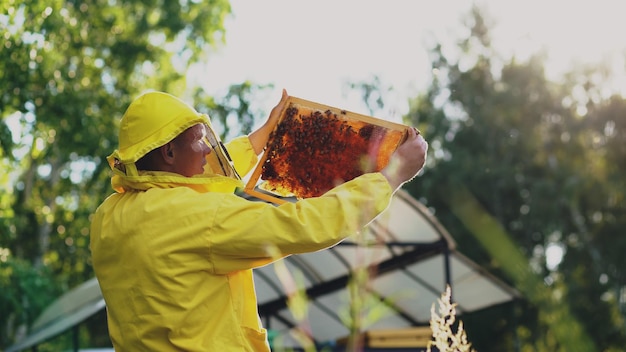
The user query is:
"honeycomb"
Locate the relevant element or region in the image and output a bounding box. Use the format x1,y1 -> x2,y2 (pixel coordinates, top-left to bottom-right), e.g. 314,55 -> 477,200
246,97 -> 407,203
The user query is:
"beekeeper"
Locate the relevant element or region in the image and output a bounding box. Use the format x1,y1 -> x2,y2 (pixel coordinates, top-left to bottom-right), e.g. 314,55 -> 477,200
90,89 -> 428,351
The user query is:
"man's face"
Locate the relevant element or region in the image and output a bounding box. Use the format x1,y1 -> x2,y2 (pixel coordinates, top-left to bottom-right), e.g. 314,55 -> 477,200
171,124 -> 212,177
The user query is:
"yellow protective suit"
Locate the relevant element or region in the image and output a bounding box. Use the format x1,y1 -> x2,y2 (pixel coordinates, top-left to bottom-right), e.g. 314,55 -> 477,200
90,91 -> 394,351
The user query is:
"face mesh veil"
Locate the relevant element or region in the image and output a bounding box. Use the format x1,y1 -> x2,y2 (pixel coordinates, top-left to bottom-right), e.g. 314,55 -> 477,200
201,122 -> 241,180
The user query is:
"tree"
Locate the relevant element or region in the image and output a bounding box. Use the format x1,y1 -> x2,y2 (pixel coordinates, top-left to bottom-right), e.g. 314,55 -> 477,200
0,0 -> 233,348
402,6 -> 626,351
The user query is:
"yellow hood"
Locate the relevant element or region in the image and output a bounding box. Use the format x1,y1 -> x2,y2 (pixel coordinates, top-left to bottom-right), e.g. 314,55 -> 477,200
107,91 -> 255,193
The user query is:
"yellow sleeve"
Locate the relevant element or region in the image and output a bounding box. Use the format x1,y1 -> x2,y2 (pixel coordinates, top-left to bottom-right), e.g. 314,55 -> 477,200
224,136 -> 258,177
208,172 -> 394,274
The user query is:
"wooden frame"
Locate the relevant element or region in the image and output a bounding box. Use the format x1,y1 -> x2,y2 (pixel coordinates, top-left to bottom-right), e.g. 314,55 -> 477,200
243,96 -> 408,204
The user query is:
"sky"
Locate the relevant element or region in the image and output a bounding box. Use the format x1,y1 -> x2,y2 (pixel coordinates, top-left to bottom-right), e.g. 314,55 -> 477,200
194,0 -> 626,122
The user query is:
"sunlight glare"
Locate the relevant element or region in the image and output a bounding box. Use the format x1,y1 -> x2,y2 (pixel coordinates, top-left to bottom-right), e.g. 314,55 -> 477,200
546,243 -> 565,271
482,0 -> 626,91
198,0 -> 626,116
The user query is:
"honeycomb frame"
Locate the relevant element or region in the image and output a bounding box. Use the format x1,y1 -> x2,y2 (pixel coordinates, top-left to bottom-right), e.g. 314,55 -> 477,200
243,96 -> 408,204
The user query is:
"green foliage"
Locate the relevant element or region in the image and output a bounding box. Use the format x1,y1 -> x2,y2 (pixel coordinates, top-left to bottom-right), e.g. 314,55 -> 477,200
192,81 -> 275,140
0,257 -> 61,347
398,5 -> 626,351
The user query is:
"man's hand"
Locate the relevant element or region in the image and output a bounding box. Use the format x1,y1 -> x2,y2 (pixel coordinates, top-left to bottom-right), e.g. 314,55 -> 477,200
249,89 -> 289,155
381,127 -> 428,190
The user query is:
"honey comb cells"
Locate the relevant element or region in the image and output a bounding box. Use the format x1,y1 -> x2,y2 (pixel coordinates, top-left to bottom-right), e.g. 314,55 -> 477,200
259,101 -> 406,199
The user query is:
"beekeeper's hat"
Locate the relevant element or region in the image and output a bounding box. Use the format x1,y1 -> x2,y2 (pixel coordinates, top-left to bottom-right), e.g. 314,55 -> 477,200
107,91 -> 239,179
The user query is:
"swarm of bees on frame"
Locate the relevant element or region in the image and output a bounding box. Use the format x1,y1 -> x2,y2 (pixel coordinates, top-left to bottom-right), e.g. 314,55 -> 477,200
260,102 -> 405,199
